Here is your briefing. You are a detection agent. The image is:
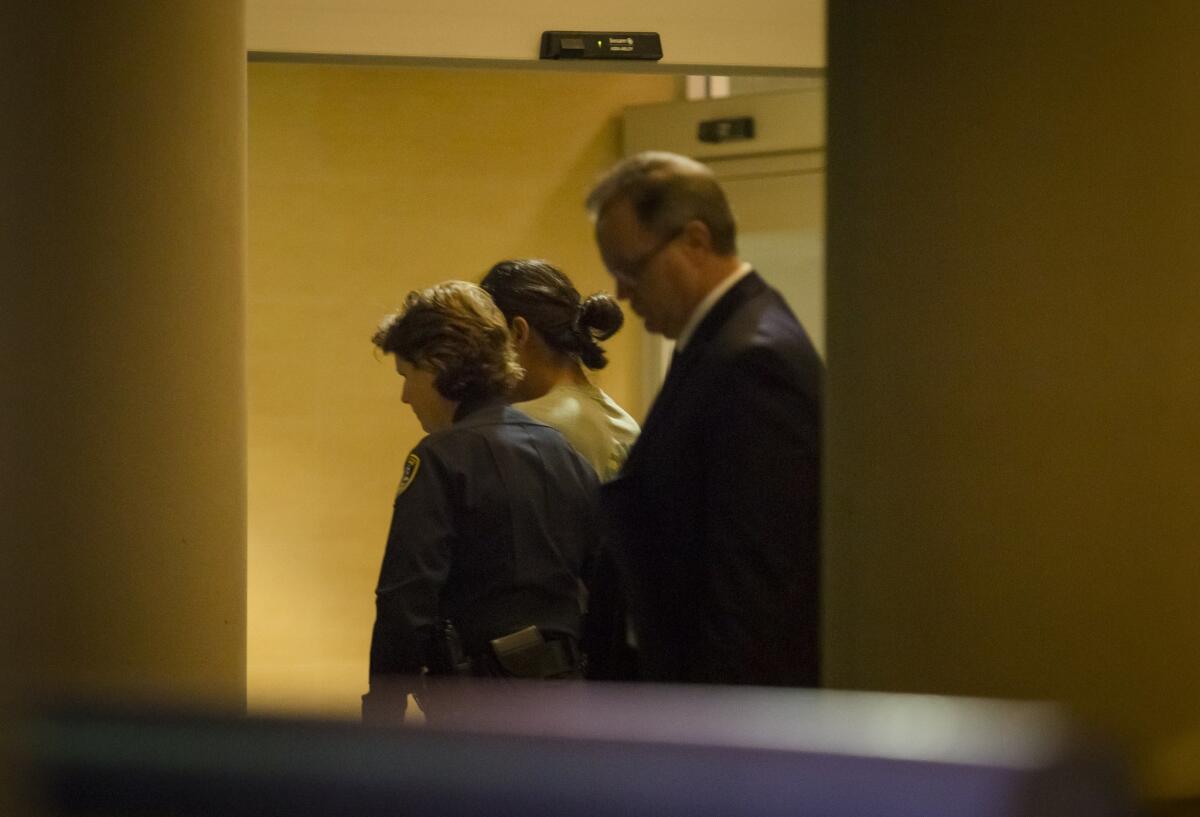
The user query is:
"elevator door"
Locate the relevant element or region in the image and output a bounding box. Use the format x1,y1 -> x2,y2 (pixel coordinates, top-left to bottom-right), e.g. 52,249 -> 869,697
710,152 -> 824,356
622,88 -> 825,412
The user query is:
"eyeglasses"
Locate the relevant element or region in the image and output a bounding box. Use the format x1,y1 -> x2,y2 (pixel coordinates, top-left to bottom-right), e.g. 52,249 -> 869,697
606,228 -> 683,286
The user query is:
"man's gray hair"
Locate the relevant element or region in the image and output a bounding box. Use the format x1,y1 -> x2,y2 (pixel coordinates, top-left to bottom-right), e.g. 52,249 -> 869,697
585,151 -> 738,256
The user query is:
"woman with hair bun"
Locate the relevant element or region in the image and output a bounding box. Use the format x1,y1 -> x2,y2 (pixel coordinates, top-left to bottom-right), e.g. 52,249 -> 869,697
481,259 -> 639,483
482,260 -> 640,681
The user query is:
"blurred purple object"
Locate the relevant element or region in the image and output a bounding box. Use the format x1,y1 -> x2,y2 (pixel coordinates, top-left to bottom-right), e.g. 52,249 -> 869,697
26,683 -> 1132,817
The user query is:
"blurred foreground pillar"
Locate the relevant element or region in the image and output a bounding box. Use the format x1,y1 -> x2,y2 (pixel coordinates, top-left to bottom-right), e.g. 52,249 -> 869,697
825,1 -> 1200,801
1,0 -> 248,737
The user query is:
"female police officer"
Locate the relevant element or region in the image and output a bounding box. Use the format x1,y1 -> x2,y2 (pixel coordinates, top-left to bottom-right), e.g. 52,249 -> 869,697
363,281 -> 601,723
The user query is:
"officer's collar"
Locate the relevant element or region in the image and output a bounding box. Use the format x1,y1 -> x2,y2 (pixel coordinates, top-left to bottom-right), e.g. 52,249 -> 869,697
452,394 -> 507,424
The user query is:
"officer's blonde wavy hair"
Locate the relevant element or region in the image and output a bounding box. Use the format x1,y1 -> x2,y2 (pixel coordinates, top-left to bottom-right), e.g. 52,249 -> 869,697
372,281 -> 523,403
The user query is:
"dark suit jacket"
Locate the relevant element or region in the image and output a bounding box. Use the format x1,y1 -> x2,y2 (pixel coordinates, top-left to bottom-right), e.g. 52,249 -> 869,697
597,271 -> 822,686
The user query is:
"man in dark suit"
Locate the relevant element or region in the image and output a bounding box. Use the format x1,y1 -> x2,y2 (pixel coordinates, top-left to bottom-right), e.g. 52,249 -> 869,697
584,151 -> 822,686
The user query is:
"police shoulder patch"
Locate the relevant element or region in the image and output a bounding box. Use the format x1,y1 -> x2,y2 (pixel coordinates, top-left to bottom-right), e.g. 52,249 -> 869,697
397,453 -> 421,496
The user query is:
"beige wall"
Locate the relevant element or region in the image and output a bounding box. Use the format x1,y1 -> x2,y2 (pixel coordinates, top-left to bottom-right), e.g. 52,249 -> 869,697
825,3 -> 1200,798
247,0 -> 824,72
247,62 -> 676,714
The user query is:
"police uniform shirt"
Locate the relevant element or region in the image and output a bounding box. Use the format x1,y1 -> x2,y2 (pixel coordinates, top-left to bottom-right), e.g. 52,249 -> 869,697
369,398 -> 601,679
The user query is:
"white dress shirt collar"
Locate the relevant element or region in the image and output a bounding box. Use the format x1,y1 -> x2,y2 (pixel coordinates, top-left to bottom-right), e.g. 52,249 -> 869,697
674,262 -> 753,353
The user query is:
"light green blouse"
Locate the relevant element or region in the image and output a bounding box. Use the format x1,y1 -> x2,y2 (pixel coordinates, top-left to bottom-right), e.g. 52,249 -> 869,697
517,382 -> 640,482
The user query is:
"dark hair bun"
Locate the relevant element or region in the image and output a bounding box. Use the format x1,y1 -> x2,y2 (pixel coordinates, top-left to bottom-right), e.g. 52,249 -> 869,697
572,293 -> 624,370
480,258 -> 625,370
577,293 -> 624,341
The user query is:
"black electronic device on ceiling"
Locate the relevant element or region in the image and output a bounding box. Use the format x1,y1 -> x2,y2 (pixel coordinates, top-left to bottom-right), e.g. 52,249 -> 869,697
698,116 -> 756,144
540,31 -> 663,61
